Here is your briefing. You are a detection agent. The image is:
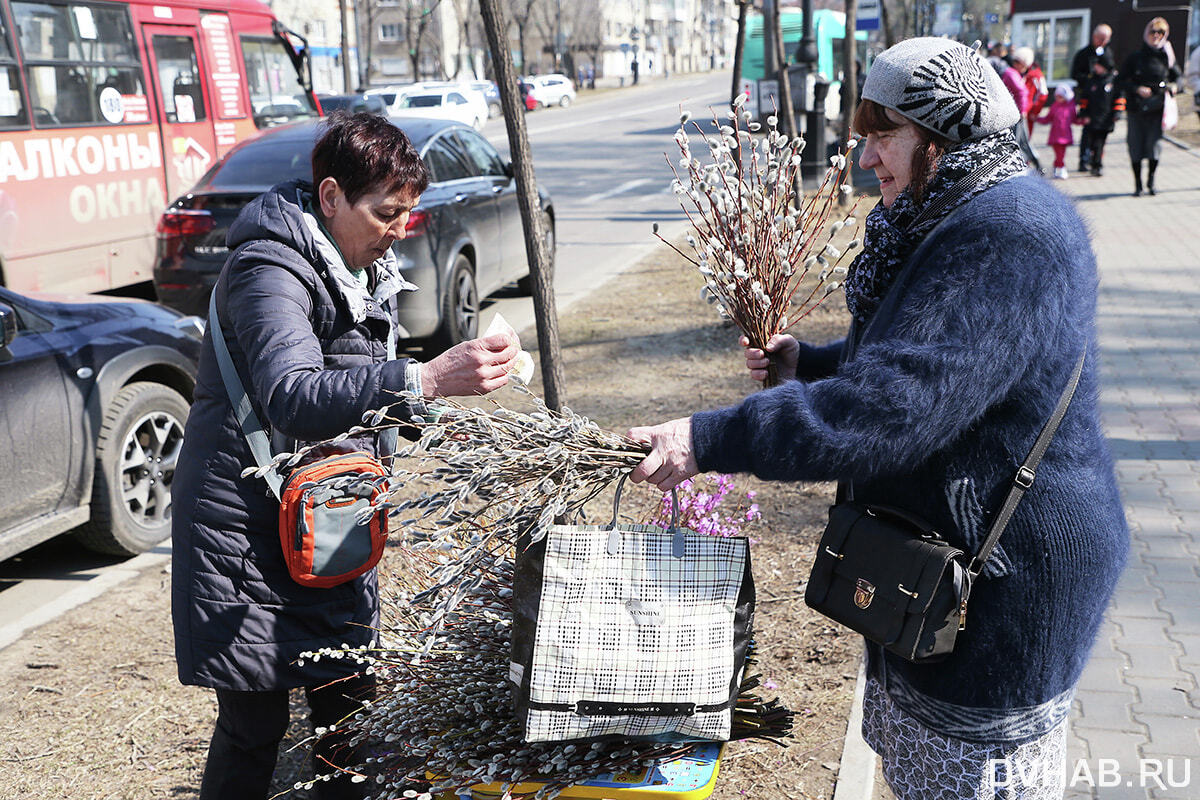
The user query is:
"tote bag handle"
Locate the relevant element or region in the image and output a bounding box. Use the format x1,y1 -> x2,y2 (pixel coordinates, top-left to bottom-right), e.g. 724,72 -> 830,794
607,476 -> 685,557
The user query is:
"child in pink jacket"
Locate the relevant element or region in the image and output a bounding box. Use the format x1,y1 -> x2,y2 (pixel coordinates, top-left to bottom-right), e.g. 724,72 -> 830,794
1037,85 -> 1079,179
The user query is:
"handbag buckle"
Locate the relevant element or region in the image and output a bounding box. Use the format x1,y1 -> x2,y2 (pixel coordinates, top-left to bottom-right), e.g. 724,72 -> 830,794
1014,466 -> 1036,489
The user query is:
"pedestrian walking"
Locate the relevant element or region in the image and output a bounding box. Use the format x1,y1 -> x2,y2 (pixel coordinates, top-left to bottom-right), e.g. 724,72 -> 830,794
629,38 -> 1127,800
1037,85 -> 1079,179
1071,24 -> 1113,89
171,112 -> 518,799
1119,17 -> 1181,196
1022,55 -> 1050,135
986,41 -> 1010,75
1077,52 -> 1122,176
1002,47 -> 1042,171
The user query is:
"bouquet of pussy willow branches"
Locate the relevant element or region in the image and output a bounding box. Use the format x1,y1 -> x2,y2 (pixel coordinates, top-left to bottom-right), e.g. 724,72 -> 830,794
294,537 -> 790,799
660,95 -> 861,386
265,385 -> 792,797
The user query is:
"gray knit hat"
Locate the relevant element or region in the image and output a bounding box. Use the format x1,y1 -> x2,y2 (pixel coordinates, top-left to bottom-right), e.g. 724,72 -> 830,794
861,37 -> 1019,142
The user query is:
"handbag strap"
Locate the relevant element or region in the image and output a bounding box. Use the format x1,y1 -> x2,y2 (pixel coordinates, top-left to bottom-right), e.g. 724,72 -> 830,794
206,289 -> 400,500
609,475 -> 684,558
967,349 -> 1086,576
208,290 -> 283,500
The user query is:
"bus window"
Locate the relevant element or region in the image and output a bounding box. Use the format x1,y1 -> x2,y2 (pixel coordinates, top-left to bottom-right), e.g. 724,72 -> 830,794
0,13 -> 26,127
151,35 -> 206,123
13,1 -> 147,127
240,36 -> 317,129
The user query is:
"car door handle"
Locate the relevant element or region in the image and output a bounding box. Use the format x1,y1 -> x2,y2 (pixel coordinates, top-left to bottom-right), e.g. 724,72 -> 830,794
454,193 -> 470,204
491,185 -> 503,194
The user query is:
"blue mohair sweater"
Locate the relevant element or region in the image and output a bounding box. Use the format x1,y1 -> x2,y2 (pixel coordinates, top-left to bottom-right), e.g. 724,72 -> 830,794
692,175 -> 1128,720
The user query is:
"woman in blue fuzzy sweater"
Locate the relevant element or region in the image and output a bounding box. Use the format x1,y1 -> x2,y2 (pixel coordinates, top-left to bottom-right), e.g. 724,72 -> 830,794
630,38 -> 1128,799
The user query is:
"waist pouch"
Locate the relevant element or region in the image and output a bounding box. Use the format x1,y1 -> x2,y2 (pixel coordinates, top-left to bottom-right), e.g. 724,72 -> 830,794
278,451 -> 389,588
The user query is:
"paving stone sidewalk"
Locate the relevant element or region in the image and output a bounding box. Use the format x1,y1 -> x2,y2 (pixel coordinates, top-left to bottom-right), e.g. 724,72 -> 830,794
1052,129 -> 1200,799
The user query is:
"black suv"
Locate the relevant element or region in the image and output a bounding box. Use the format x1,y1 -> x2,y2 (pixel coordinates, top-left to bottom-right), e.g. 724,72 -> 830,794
0,288 -> 202,560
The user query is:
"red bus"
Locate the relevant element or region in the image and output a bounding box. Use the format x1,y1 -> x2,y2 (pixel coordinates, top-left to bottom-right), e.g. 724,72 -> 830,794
0,0 -> 317,295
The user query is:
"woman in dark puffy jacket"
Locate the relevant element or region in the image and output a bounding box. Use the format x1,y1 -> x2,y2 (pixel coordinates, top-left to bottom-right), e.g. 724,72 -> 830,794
1119,17 -> 1181,195
172,112 -> 516,799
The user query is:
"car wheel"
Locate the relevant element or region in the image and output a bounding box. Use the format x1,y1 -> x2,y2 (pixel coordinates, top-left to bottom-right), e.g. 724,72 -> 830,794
559,95 -> 571,108
74,382 -> 189,556
431,255 -> 479,352
488,102 -> 502,119
518,212 -> 554,295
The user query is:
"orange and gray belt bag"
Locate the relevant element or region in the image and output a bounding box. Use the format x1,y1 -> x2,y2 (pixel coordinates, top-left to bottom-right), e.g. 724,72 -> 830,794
208,293 -> 393,588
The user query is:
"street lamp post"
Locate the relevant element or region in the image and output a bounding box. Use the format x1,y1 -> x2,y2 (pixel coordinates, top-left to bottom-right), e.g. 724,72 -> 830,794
793,0 -> 828,183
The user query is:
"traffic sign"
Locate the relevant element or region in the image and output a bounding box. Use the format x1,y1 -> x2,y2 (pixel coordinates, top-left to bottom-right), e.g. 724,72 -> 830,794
857,0 -> 880,31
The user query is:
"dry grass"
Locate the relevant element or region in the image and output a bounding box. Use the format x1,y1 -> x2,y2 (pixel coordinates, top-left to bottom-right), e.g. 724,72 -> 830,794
0,239 -> 860,799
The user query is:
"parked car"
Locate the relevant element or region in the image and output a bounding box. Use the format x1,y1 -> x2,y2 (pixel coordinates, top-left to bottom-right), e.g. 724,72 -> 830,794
409,81 -> 492,126
526,74 -> 576,108
390,87 -> 488,130
317,92 -> 387,115
468,80 -> 502,118
153,117 -> 555,352
0,288 -> 202,561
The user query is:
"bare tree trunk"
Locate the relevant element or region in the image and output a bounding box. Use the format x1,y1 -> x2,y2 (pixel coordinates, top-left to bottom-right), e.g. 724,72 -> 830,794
478,0 -> 566,411
339,0 -> 353,92
730,0 -> 748,106
879,0 -> 894,48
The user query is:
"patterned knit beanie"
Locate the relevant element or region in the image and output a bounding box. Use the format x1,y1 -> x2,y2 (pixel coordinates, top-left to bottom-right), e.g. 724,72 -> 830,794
862,37 -> 1020,142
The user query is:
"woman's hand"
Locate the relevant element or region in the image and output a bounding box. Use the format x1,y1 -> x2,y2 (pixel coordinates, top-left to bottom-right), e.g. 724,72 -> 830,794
627,417 -> 699,491
1137,85 -> 1153,98
420,333 -> 518,397
741,334 -> 800,383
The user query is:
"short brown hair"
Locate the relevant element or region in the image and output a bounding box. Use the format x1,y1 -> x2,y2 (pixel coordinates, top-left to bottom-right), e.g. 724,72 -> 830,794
852,99 -> 951,206
311,111 -> 430,205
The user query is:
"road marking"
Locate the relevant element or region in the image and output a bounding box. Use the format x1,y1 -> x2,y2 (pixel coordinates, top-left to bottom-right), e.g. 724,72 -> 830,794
580,178 -> 652,205
487,80 -> 721,145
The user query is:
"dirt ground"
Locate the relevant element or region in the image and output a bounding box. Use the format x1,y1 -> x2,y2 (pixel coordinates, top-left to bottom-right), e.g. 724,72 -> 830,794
0,242 -> 861,798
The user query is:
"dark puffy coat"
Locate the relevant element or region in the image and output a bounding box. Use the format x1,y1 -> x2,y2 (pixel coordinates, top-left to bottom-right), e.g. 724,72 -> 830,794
1079,71 -> 1121,133
171,180 -> 417,691
692,176 -> 1128,736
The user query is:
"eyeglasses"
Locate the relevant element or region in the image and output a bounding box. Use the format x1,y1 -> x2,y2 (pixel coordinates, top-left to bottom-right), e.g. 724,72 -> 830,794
1149,29 -> 1167,35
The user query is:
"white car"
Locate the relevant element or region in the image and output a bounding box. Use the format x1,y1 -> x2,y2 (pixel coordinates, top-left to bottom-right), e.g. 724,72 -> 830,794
410,81 -> 492,126
389,87 -> 487,130
526,74 -> 576,108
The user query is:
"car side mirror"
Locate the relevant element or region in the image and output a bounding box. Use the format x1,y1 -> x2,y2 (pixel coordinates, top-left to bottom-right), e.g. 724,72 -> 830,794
0,301 -> 17,357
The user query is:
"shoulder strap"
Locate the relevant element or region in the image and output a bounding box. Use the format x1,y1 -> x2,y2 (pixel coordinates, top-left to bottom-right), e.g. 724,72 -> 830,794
207,290 -> 283,499
967,349 -> 1087,576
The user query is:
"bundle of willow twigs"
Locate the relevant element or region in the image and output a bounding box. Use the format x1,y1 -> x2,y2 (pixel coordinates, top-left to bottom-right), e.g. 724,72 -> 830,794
295,543 -> 791,799
279,385 -> 793,797
660,96 -> 861,386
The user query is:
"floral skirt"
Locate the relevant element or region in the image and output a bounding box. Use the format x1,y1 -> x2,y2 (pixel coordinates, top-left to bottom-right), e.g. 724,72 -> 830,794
862,676 -> 1068,800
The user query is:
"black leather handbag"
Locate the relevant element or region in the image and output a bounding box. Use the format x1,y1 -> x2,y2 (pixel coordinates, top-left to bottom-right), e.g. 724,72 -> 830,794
805,351 -> 1086,663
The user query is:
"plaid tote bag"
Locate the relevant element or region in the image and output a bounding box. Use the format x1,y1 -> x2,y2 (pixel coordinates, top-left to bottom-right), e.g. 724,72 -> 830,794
510,480 -> 755,743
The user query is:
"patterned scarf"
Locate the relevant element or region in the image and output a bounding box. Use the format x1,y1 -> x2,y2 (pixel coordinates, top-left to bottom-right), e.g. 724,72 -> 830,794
843,129 -> 1029,323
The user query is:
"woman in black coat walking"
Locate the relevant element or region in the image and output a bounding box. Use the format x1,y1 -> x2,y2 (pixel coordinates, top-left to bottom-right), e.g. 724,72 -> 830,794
1119,17 -> 1181,195
172,112 -> 518,799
